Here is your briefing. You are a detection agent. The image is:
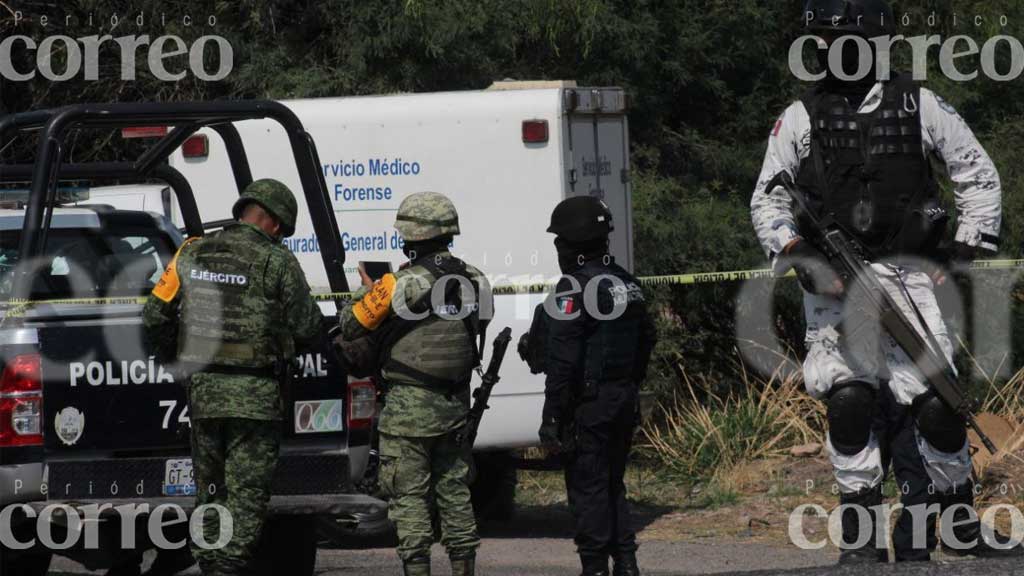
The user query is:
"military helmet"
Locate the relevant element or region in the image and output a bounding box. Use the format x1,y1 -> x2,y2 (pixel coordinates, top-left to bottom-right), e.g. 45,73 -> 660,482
394,192 -> 460,242
804,0 -> 895,38
547,196 -> 614,243
232,178 -> 299,238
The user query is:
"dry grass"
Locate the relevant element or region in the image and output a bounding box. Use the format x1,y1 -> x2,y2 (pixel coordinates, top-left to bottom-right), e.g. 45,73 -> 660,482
640,356 -> 825,482
641,341 -> 1024,485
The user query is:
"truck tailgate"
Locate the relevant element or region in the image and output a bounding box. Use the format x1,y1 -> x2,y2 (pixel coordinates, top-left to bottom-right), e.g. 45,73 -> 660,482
34,307 -> 356,499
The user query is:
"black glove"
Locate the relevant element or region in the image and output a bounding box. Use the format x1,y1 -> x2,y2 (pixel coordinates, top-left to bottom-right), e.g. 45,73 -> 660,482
538,418 -> 562,451
539,396 -> 565,451
777,239 -> 842,295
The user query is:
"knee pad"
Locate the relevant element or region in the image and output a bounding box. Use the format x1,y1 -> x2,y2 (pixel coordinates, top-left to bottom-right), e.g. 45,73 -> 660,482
913,394 -> 967,453
827,383 -> 875,456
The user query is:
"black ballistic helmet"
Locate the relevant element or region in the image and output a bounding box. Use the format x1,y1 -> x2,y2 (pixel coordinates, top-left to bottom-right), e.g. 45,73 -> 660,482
547,196 -> 614,243
804,0 -> 895,38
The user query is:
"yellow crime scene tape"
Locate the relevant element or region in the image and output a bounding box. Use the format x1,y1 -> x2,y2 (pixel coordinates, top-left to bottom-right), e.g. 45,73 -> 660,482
2,259 -> 1023,317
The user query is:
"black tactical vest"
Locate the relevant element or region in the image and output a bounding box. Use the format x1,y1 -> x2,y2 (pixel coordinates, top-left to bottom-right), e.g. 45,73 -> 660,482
795,74 -> 944,259
569,260 -> 648,386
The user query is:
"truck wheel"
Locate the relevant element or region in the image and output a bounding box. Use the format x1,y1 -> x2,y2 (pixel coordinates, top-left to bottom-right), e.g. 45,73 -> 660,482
471,451 -> 518,523
1,515 -> 52,576
0,549 -> 52,576
257,516 -> 317,576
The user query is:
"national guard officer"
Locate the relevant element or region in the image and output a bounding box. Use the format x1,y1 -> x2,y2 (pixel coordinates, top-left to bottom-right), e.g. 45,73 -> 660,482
751,0 -> 1015,563
143,179 -> 324,575
526,196 -> 657,576
336,191 -> 490,576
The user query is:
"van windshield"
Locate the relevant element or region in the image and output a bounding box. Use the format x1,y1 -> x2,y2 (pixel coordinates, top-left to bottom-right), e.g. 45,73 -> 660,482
0,228 -> 175,301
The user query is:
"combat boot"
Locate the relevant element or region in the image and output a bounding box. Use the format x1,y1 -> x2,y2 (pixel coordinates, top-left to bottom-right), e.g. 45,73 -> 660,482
579,553 -> 610,576
838,486 -> 888,564
449,552 -> 475,576
611,551 -> 640,576
403,557 -> 431,576
942,481 -> 1024,558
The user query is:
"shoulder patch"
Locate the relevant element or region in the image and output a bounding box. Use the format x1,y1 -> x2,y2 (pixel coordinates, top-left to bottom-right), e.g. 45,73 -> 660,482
557,296 -> 576,314
353,273 -> 398,330
772,117 -> 783,137
151,237 -> 199,303
933,94 -> 959,116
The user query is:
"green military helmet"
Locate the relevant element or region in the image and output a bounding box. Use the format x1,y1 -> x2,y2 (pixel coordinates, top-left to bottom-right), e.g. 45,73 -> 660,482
394,191 -> 460,242
232,178 -> 299,238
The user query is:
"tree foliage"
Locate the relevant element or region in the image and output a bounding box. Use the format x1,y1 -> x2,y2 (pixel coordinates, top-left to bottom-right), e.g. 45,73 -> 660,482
3,0 -> 1023,388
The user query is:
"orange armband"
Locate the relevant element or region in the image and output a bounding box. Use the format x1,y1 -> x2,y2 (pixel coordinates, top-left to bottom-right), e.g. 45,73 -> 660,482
151,237 -> 198,303
352,273 -> 397,330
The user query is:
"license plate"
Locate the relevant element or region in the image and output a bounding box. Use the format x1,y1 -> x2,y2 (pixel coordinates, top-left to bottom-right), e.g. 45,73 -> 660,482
163,458 -> 195,496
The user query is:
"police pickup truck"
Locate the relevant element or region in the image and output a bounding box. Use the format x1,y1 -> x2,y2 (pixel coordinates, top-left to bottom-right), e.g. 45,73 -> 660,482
0,101 -> 384,576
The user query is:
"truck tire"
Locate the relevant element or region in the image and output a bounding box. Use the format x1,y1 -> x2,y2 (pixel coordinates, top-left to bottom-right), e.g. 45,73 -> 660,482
0,549 -> 52,576
257,516 -> 317,576
471,451 -> 518,523
1,515 -> 52,576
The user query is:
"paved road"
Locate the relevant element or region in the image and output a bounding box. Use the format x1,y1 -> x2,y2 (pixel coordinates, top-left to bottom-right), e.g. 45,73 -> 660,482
49,543 -> 1024,576
45,502 -> 1024,575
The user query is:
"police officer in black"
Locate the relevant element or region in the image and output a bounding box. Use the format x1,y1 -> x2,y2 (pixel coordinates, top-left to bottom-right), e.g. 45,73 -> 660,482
524,196 -> 657,576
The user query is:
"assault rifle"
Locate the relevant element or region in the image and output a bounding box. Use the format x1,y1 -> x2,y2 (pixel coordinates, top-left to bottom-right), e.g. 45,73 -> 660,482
768,172 -> 998,455
459,327 -> 513,451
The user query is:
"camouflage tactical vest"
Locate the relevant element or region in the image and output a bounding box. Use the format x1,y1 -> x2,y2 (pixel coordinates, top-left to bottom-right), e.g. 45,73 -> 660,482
176,225 -> 282,370
380,254 -> 483,390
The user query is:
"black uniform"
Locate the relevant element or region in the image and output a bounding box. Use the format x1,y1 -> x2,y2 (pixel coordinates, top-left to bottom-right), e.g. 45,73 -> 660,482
537,258 -> 657,567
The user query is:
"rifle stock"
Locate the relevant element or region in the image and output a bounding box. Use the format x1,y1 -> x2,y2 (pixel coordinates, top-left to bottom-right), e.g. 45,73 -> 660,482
769,172 -> 998,455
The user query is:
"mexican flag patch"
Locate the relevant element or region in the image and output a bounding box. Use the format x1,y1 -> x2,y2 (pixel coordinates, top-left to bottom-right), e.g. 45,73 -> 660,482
558,296 -> 575,314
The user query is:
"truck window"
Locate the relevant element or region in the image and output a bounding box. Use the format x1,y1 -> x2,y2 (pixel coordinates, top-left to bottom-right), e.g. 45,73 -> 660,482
0,229 -> 175,300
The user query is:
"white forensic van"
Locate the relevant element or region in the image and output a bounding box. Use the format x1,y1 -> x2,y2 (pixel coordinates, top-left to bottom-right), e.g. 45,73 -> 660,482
81,81 -> 634,502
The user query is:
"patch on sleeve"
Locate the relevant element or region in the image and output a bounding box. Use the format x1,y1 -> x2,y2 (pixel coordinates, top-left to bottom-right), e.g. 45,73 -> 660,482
557,296 -> 576,314
772,117 -> 783,137
934,94 -> 960,117
353,273 -> 398,330
151,237 -> 198,303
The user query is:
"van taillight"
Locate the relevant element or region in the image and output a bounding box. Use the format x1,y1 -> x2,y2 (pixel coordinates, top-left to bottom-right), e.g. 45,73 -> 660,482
522,120 -> 549,143
181,134 -> 209,158
348,381 -> 376,430
0,354 -> 43,447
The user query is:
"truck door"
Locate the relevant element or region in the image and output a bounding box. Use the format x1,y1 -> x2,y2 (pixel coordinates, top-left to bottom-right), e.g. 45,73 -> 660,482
565,88 -> 633,271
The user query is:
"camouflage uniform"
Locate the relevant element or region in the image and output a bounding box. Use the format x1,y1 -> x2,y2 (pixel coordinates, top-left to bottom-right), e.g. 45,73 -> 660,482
338,192 -> 488,576
143,179 -> 322,575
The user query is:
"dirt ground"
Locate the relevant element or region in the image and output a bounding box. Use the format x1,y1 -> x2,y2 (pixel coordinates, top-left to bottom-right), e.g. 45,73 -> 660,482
49,450 -> 1024,575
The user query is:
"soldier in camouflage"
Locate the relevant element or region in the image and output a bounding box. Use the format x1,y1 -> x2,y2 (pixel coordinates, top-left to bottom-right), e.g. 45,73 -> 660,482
337,191 -> 490,576
143,179 -> 323,575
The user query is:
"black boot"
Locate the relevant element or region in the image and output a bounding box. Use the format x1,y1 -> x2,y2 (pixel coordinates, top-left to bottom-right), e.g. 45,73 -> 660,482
144,548 -> 195,576
580,553 -> 610,576
838,486 -> 888,564
942,481 -> 1024,558
611,550 -> 639,576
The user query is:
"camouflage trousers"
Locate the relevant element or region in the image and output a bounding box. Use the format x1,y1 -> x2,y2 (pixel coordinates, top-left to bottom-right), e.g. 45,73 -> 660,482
379,430 -> 480,561
190,418 -> 281,575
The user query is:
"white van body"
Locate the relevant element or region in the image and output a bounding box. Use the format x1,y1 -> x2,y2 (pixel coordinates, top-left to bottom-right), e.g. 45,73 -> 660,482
83,83 -> 634,451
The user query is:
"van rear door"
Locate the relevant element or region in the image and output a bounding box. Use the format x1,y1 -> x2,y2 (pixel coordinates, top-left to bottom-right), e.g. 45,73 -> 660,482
564,88 -> 633,271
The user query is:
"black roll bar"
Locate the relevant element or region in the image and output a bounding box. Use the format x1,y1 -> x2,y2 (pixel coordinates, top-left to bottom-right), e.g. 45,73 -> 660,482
6,100 -> 348,301
0,162 -> 203,238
